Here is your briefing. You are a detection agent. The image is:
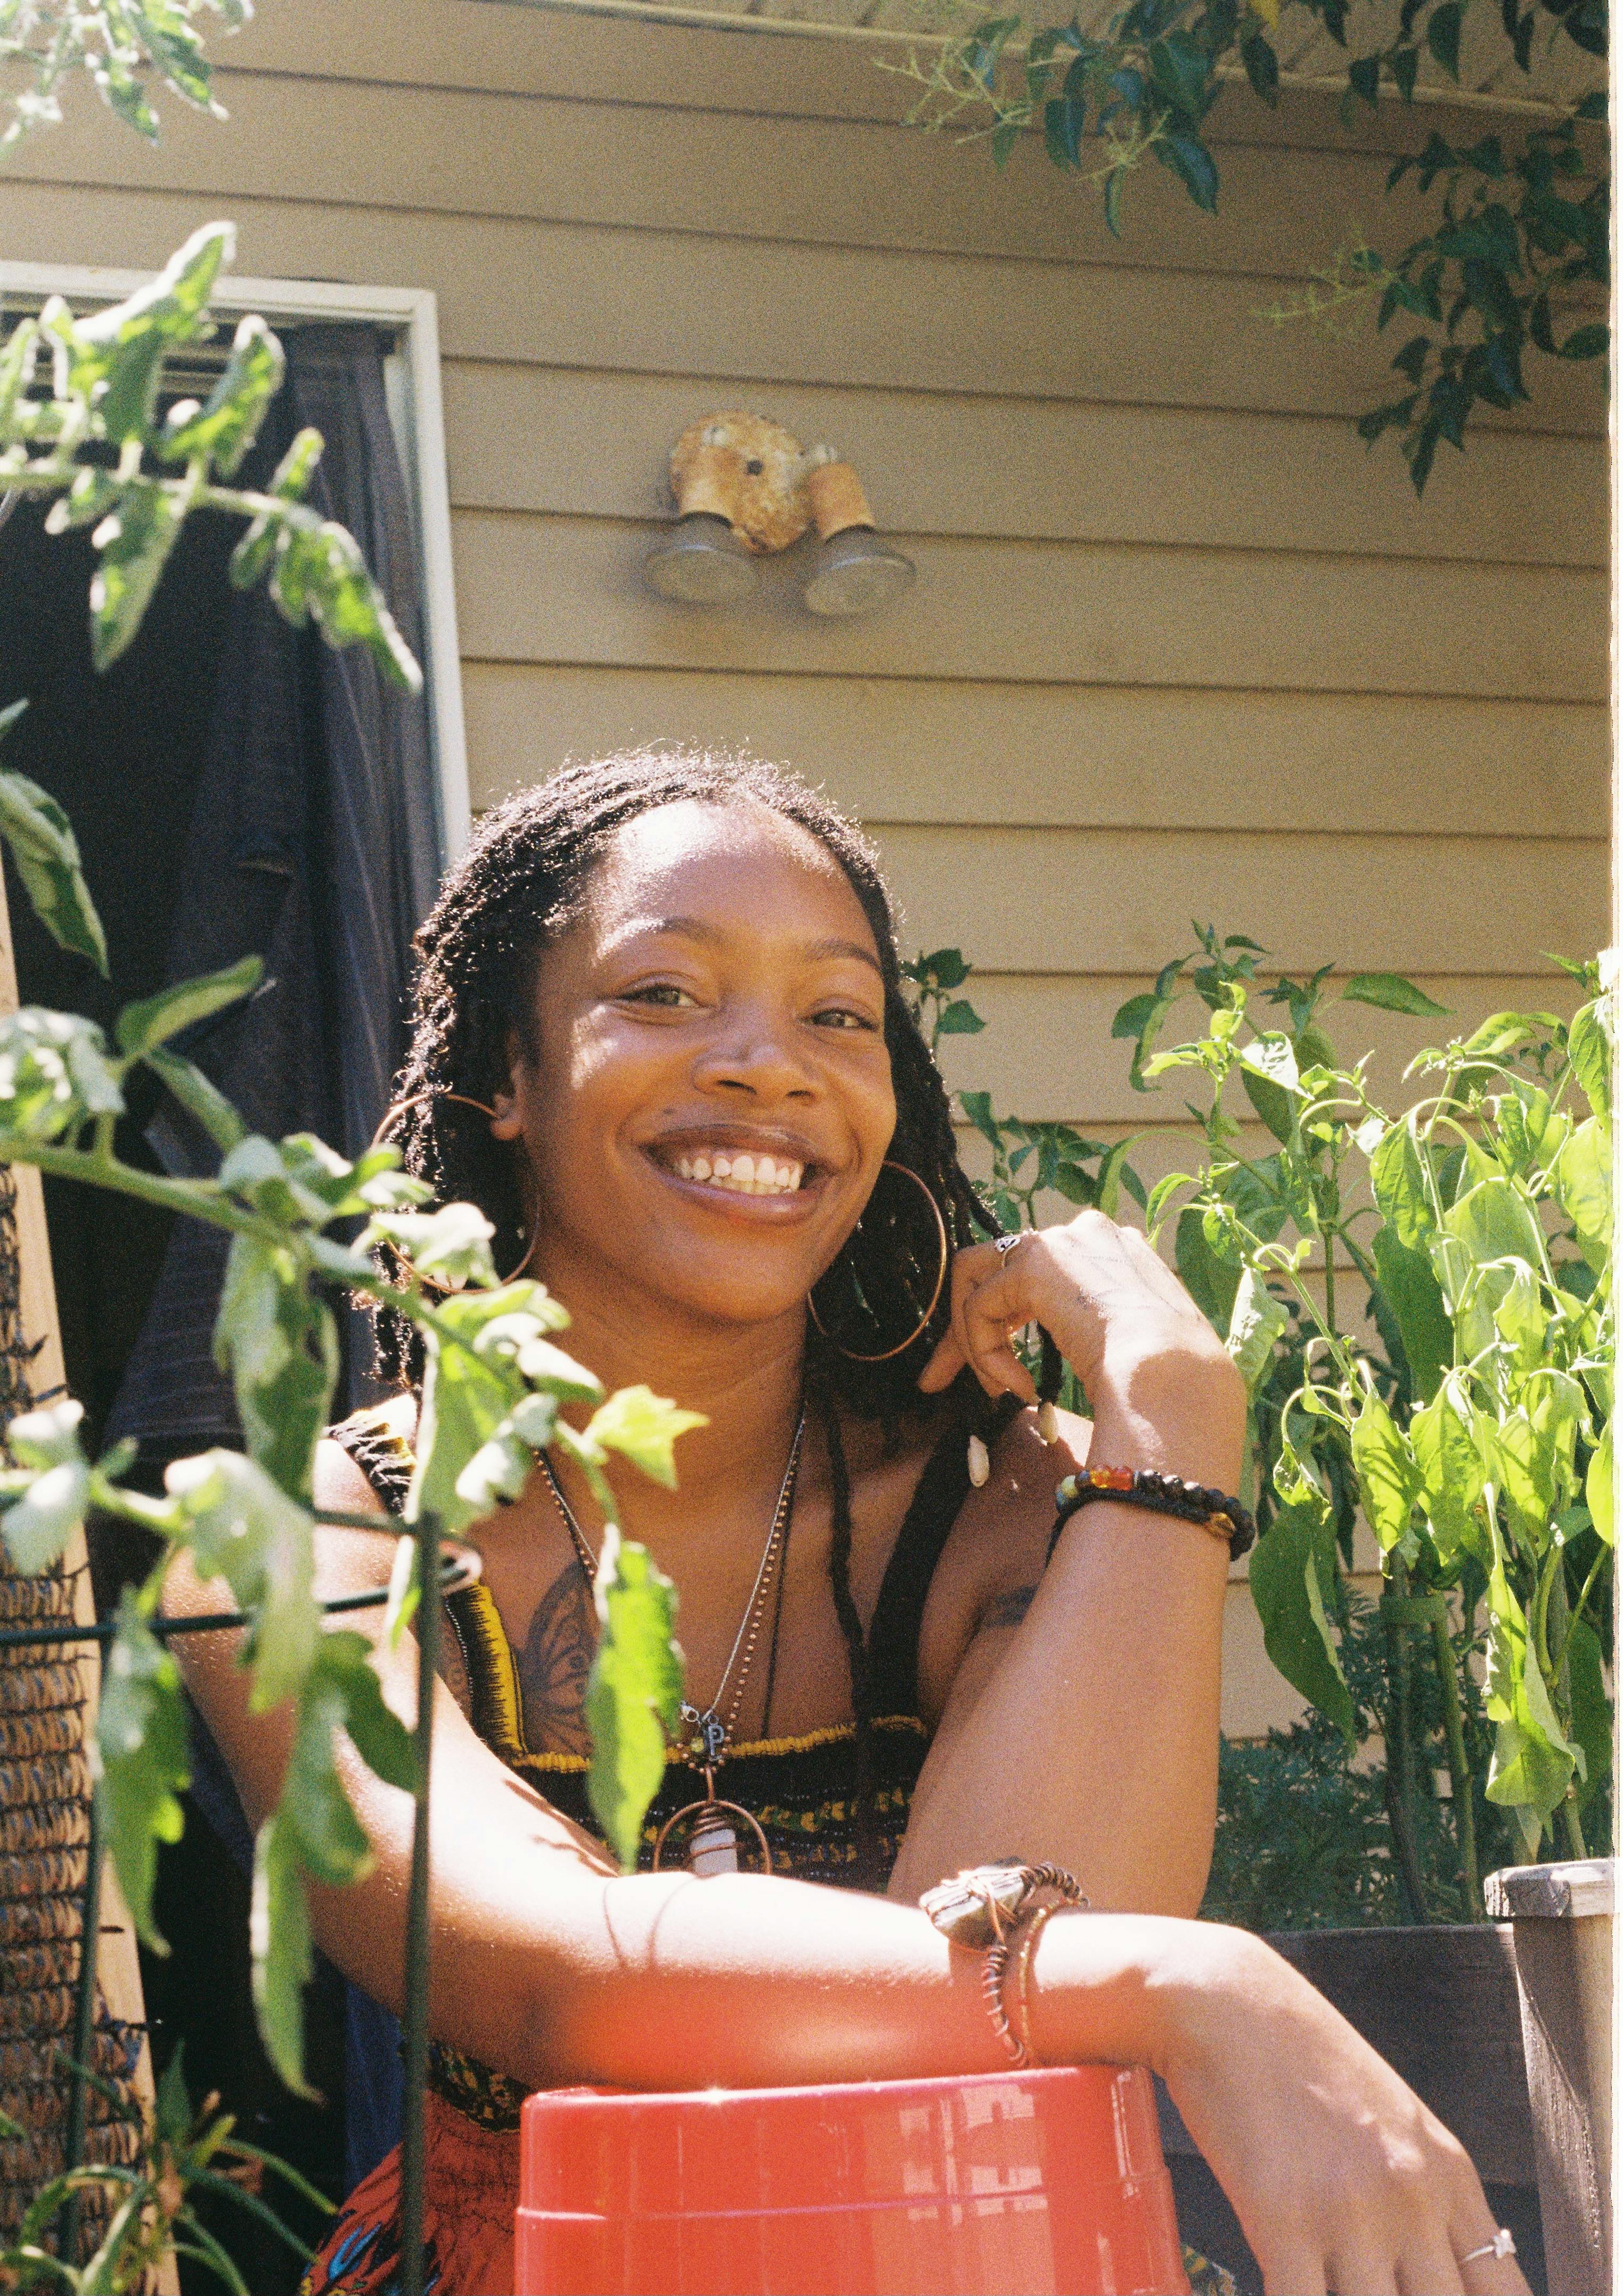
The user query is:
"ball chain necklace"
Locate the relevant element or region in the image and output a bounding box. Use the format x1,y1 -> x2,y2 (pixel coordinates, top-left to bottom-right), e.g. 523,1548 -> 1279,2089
536,1404 -> 807,1876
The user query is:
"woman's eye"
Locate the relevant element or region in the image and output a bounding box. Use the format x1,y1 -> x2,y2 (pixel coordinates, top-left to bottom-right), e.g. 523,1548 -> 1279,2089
811,1006 -> 879,1032
623,983 -> 699,1009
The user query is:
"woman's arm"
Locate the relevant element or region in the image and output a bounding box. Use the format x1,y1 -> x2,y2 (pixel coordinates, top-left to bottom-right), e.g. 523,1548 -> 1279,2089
168,1442 -> 1523,2296
893,1212 -> 1242,1914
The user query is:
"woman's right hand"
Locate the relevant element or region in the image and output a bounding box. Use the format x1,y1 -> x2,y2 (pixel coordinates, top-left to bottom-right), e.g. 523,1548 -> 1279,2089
1040,1917 -> 1532,2296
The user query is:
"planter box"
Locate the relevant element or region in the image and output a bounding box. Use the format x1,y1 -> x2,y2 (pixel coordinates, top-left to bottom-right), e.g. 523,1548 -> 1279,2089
1155,1925 -> 1542,2295
1484,1858 -> 1613,2296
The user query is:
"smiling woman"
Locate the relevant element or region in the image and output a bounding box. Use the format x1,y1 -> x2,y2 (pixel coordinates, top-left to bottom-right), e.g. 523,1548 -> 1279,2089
166,750 -> 1531,2296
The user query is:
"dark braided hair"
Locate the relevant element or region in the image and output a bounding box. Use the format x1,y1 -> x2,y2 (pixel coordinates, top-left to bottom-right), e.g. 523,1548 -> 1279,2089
373,747 -> 1029,1848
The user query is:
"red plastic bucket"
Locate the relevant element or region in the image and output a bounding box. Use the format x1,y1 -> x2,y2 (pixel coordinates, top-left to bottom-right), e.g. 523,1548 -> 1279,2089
515,2064 -> 1189,2295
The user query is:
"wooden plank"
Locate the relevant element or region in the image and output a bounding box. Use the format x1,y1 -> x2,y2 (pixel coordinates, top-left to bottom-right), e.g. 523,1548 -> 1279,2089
869,825 -> 1608,972
1,183 -> 1604,433
443,363 -> 1608,567
450,511 -> 1609,699
461,663 -> 1610,837
927,969 -> 1591,1122
5,63 -> 1537,284
213,0 -> 1601,156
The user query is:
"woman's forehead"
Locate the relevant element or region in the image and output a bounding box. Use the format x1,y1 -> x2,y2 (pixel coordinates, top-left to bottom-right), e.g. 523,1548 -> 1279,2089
584,799 -> 878,949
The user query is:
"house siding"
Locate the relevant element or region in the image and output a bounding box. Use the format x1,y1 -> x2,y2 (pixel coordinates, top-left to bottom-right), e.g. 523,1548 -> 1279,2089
2,0 -> 1608,1736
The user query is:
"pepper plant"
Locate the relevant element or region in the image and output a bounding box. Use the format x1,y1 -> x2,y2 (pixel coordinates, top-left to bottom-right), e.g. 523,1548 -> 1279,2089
1115,931 -> 1612,1906
0,230 -> 695,2292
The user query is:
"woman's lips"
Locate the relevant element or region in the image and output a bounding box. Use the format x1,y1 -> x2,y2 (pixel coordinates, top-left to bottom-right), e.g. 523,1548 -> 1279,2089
643,1139 -> 823,1209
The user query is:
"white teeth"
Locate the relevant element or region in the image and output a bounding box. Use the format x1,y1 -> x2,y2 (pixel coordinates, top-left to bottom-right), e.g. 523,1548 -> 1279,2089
662,1148 -> 807,1198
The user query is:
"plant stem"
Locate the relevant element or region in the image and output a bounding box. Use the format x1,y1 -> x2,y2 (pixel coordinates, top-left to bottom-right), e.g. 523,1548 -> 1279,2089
1560,1792 -> 1588,1861
0,1133 -> 274,1243
1429,1606 -> 1481,1917
399,1509 -> 439,2296
62,1783 -> 103,2268
1381,1564 -> 1429,1923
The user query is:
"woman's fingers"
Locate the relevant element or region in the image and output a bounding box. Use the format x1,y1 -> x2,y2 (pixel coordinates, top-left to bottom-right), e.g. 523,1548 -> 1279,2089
1328,2249 -> 1400,2296
1396,2234 -> 1466,2296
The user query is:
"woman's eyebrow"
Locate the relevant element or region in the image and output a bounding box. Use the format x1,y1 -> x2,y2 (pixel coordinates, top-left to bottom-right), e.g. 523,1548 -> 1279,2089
631,917 -> 884,976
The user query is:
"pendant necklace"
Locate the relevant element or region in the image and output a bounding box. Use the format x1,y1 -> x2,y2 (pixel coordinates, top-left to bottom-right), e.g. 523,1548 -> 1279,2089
537,1404 -> 806,1876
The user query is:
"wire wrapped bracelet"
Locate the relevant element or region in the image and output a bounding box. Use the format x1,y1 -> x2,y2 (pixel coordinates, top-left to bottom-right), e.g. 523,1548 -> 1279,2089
1048,1467 -> 1257,1565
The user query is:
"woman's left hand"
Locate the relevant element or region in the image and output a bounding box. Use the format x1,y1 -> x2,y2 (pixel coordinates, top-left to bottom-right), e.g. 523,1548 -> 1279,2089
916,1210 -> 1239,1425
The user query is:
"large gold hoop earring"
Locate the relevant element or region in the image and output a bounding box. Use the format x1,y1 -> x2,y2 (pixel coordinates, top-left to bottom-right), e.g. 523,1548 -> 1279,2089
369,1090 -> 535,1291
806,1158 -> 950,1363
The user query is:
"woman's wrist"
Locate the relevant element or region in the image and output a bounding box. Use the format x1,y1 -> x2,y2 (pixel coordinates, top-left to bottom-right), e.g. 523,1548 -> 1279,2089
1025,1909 -> 1262,2084
1084,1354 -> 1245,1492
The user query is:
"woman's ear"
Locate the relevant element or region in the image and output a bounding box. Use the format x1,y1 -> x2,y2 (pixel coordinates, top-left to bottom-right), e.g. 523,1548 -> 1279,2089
490,1035 -> 526,1140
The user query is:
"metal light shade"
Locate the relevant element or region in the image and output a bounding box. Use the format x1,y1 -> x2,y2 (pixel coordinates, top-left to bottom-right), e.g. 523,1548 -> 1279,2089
644,512 -> 759,606
801,527 -> 917,619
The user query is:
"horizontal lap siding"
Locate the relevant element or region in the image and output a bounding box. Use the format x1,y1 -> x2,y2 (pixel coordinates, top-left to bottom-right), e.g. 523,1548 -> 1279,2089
4,0 -> 1608,1736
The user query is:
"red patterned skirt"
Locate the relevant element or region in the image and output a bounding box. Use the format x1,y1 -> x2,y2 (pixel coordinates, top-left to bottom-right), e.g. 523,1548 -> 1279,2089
301,2093 -> 518,2296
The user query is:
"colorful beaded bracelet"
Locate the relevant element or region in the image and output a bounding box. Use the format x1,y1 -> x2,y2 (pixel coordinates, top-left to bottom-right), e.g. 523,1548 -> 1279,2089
1048,1466 -> 1258,1564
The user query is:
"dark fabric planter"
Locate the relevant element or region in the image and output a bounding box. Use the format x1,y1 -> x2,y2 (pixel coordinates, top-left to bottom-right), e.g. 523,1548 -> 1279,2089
1156,1925 -> 1543,2295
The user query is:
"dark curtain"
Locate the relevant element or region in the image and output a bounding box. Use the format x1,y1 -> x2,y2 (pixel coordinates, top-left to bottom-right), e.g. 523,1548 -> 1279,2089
101,327 -> 440,2201
105,324 -> 441,1463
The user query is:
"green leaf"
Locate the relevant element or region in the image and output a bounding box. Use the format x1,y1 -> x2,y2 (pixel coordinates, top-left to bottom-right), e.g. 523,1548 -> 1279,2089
98,1596 -> 190,1953
1564,998 -> 1612,1122
215,1237 -> 337,1504
1163,131 -> 1219,213
1350,1388 -> 1423,1555
250,1812 -> 315,2097
1237,1032 -> 1301,1143
0,767 -> 109,976
116,954 -> 263,1057
1175,1204 -> 1240,1334
1240,31 -> 1279,101
1370,1118 -> 1436,1251
0,1456 -> 90,1574
0,1007 -> 124,1141
582,1386 -> 707,1490
165,1451 -> 320,1711
1585,1420 -> 1612,1546
158,313 -> 284,477
935,999 -> 985,1036
1248,1499 -> 1357,1746
1342,973 -> 1450,1017
1372,1225 -> 1451,1403
958,1088 -> 1002,1149
60,220 -> 232,442
584,1531 -> 683,1871
369,1202 -> 497,1290
145,1044 -> 249,1153
1548,1120 -> 1611,1273
1426,0 -> 1463,76
1483,1562 -> 1577,1835
1112,988 -> 1178,1093
1443,1175 -> 1545,1272
1225,1267 -> 1287,1393
1565,1610 -> 1611,1812
90,481 -> 192,671
1410,1376 -> 1488,1565
408,1331 -> 517,1536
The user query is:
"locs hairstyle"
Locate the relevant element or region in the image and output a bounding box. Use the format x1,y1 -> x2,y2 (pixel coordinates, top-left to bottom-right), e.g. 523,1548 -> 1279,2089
371,747 -> 1013,1859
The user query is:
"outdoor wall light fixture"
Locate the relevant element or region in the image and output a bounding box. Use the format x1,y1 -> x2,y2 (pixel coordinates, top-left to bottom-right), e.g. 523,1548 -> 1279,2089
643,412 -> 916,619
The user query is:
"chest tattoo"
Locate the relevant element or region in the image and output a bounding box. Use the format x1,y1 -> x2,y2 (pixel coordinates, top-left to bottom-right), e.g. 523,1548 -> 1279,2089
515,1559 -> 596,1759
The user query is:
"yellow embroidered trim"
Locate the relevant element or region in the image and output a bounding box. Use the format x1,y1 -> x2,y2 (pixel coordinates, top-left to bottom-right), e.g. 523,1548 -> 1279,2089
502,1712 -> 928,1775
447,1581 -> 527,1765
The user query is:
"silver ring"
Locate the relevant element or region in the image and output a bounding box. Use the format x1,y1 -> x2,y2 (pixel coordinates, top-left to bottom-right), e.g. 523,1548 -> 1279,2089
992,1232 -> 1025,1257
1459,2230 -> 1517,2265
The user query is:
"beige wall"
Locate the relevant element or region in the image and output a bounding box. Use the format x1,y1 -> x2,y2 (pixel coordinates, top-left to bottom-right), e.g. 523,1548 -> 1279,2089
2,0 -> 1609,1734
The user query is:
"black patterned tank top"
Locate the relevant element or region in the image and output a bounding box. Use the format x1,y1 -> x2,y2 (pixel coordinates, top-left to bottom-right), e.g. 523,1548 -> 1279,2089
330,1401 -> 980,2131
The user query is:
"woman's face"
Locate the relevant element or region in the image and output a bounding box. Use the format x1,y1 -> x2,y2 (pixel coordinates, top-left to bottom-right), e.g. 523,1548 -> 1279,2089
495,799 -> 899,1331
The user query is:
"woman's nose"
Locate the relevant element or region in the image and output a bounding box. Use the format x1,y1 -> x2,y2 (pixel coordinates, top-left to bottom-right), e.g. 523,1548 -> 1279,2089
692,1011 -> 816,1101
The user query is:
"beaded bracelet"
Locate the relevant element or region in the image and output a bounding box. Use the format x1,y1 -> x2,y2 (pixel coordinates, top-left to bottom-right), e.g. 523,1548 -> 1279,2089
1048,1466 -> 1257,1564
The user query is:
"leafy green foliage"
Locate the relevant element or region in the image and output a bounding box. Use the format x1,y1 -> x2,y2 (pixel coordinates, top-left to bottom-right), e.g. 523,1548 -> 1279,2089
584,1533 -> 684,1870
885,2 -> 1605,484
1116,926 -> 1613,1897
0,2037 -> 330,2294
1,223 -> 422,688
0,707 -> 109,975
1,0 -> 249,150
